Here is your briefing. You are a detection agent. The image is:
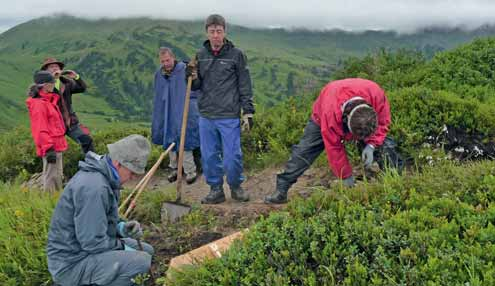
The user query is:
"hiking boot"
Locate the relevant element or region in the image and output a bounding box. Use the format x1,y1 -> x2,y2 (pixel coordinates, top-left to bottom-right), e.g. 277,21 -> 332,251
167,170 -> 178,183
230,185 -> 250,202
264,190 -> 288,204
201,185 -> 226,204
185,172 -> 197,185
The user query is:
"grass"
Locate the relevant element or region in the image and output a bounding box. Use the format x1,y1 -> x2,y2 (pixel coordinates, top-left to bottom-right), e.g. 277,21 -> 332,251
0,183 -> 57,286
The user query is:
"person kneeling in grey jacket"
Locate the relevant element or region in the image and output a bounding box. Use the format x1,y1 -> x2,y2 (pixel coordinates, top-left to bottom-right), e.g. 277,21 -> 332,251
47,134 -> 153,286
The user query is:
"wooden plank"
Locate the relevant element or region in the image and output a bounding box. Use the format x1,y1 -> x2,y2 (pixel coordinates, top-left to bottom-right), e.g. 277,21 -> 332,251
167,230 -> 247,279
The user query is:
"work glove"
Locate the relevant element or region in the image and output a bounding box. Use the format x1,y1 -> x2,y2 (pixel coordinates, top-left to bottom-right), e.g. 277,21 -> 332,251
46,148 -> 57,164
117,220 -> 143,239
185,62 -> 197,80
241,114 -> 254,132
361,144 -> 375,169
342,176 -> 355,188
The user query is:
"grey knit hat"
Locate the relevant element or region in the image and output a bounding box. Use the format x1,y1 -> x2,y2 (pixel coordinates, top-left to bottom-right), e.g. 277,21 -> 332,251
107,134 -> 151,174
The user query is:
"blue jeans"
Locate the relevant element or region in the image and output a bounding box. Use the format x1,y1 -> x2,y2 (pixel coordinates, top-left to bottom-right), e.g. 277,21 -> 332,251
276,119 -> 403,193
199,117 -> 245,187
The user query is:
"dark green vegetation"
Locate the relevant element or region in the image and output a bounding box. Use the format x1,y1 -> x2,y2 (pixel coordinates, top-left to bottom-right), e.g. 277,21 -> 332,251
169,162 -> 495,285
2,18 -> 495,285
167,38 -> 495,285
2,15 -> 495,131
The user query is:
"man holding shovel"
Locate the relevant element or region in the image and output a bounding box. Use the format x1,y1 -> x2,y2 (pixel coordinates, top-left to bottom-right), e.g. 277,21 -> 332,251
265,78 -> 403,204
188,14 -> 255,204
47,135 -> 154,286
152,47 -> 201,184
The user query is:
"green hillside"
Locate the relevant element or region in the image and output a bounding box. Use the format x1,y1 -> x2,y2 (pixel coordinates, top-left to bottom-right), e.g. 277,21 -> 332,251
2,15 -> 495,131
3,27 -> 495,286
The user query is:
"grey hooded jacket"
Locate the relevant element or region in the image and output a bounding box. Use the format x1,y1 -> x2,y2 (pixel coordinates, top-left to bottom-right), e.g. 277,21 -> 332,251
47,152 -> 123,284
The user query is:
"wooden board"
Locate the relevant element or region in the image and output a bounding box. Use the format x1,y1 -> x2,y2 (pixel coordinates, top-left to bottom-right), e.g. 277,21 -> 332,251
167,229 -> 247,278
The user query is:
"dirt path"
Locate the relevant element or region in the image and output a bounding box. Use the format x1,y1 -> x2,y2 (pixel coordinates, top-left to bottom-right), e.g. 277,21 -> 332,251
126,164 -> 374,284
140,165 -> 328,223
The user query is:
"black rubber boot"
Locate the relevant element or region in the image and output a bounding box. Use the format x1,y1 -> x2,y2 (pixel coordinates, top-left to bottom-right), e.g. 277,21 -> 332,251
230,185 -> 250,202
167,170 -> 178,183
264,190 -> 288,204
185,172 -> 197,185
78,134 -> 95,154
201,185 -> 226,204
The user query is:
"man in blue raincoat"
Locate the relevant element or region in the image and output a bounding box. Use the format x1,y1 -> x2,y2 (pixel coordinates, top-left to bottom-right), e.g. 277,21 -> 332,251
152,47 -> 201,184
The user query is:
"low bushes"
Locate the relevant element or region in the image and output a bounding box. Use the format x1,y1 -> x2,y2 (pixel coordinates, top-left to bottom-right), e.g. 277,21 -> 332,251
0,126 -> 162,182
168,161 -> 495,285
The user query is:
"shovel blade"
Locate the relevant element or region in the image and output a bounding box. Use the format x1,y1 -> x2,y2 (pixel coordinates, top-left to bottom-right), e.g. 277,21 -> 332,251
161,201 -> 191,222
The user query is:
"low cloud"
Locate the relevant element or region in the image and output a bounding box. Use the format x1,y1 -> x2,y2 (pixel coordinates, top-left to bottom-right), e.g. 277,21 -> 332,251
2,0 -> 495,32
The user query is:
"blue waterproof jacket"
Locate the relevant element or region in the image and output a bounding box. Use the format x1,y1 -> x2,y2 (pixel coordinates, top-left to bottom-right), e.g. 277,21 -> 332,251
151,61 -> 200,151
47,152 -> 123,285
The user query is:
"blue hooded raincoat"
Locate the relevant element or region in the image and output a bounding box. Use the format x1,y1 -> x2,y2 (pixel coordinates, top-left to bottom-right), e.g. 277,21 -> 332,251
151,61 -> 200,151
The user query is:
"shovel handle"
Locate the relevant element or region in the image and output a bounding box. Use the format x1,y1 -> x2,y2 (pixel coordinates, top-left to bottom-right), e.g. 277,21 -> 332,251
119,144 -> 174,213
176,76 -> 193,202
119,166 -> 152,212
122,143 -> 175,218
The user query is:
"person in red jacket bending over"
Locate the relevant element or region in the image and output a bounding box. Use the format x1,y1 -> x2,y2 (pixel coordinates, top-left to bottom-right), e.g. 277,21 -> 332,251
265,78 -> 403,204
26,71 -> 68,192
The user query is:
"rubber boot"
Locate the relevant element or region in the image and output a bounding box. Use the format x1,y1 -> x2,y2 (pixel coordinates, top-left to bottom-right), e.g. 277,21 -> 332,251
201,185 -> 226,204
167,169 -> 178,183
230,185 -> 249,202
185,172 -> 198,185
264,190 -> 288,204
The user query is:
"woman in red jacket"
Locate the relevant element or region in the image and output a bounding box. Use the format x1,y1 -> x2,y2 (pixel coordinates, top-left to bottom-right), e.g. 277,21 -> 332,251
26,71 -> 68,192
265,78 -> 403,204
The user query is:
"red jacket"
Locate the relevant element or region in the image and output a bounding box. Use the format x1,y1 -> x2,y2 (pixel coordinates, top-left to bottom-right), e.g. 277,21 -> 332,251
26,88 -> 68,157
311,78 -> 391,179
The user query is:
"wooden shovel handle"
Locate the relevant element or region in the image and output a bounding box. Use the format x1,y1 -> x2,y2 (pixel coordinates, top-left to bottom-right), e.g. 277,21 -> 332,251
122,143 -> 175,218
119,144 -> 173,212
176,76 -> 192,202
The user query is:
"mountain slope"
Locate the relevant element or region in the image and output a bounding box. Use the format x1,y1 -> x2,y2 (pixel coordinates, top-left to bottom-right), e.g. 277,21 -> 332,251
2,15 -> 495,131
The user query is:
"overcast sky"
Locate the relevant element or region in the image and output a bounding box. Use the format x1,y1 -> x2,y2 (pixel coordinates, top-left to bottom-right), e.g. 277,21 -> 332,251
2,0 -> 495,34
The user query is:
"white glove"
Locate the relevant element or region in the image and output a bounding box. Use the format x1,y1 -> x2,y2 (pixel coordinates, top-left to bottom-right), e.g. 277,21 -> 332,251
361,144 -> 375,169
241,114 -> 254,132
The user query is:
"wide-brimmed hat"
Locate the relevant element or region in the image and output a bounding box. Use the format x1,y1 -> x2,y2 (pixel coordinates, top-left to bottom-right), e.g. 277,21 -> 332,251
40,57 -> 65,70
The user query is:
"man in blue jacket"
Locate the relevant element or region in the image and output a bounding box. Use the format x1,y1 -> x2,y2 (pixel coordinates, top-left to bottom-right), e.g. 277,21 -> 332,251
47,135 -> 154,286
188,14 -> 255,204
152,47 -> 201,184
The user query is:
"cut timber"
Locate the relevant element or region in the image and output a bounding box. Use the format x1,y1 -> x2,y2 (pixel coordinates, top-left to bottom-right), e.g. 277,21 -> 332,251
167,230 -> 246,277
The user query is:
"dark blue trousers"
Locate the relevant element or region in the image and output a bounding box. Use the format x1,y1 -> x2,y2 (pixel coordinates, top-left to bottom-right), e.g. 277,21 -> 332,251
199,117 -> 245,187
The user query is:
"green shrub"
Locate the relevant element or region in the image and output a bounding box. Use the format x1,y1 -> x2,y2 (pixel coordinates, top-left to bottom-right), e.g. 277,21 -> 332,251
424,38 -> 495,91
388,86 -> 495,148
242,95 -> 315,169
168,161 -> 495,285
0,126 -> 163,182
333,48 -> 427,91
